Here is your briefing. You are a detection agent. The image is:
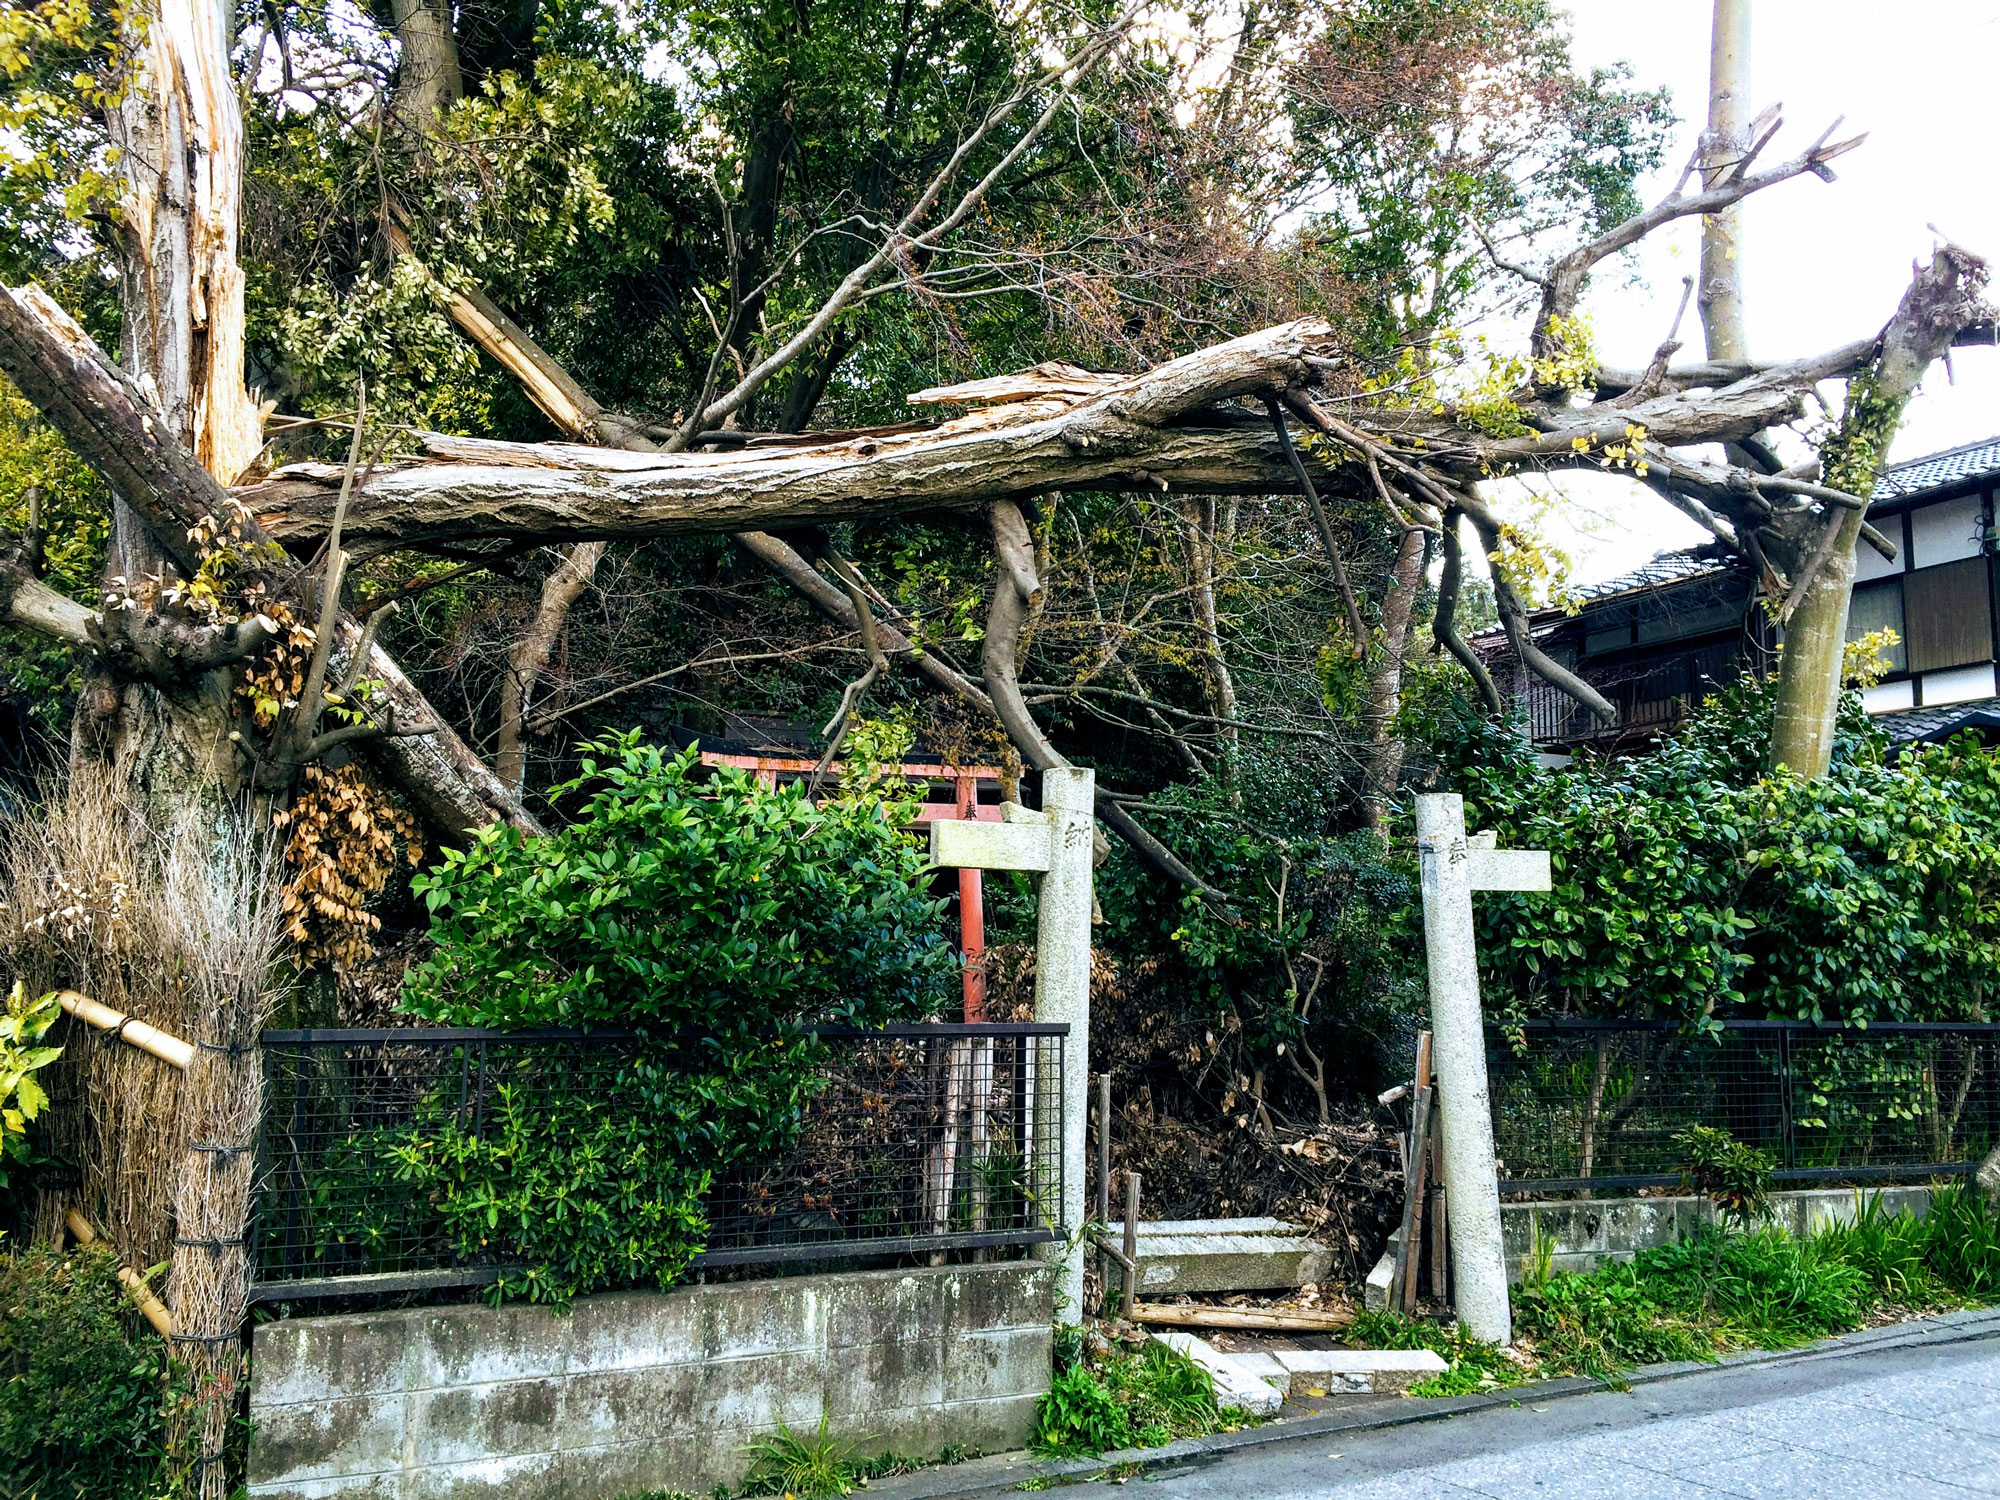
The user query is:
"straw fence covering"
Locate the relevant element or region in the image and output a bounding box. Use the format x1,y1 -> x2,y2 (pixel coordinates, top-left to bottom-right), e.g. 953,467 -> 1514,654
3,768 -> 288,1500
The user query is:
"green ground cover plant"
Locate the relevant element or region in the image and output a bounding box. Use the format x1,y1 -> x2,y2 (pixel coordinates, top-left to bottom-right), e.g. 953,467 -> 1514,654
1032,1336 -> 1256,1457
1379,1185 -> 2000,1395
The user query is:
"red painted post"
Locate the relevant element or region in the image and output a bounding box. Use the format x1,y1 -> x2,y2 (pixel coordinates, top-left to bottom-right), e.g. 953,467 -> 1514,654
957,774 -> 988,1021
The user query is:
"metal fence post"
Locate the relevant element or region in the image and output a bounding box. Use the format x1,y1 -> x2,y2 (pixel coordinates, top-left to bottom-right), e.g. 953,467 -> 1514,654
1779,1024 -> 1796,1176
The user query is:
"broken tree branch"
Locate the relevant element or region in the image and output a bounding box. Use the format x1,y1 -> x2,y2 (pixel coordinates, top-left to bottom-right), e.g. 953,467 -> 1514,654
1264,397 -> 1366,656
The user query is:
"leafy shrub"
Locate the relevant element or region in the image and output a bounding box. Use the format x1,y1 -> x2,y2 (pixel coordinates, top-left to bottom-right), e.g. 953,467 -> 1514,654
1,981 -> 61,1194
1676,1125 -> 1775,1231
395,734 -> 956,1303
0,1245 -> 173,1500
1447,676 -> 2000,1025
1032,1340 -> 1239,1457
1032,1365 -> 1132,1457
1912,1184 -> 2000,1297
404,733 -> 954,1031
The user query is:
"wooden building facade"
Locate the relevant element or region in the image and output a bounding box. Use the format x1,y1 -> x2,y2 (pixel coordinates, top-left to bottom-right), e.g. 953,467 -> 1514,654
1485,436 -> 2000,751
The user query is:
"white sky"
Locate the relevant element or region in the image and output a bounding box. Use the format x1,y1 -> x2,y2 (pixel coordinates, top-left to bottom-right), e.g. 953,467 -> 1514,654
1513,0 -> 2000,588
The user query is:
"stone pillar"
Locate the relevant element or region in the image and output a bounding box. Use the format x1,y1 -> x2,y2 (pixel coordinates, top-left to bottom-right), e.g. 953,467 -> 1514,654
1415,792 -> 1511,1345
1033,766 -> 1095,1317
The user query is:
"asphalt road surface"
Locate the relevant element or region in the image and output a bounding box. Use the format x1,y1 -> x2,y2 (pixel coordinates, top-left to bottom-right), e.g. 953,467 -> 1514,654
1135,1335 -> 2000,1499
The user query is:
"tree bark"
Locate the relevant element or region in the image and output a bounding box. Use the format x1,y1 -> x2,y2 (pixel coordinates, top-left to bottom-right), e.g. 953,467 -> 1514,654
1182,495 -> 1239,768
1767,246 -> 1992,776
112,0 -> 264,487
496,540 -> 604,793
1362,526 -> 1429,833
387,0 -> 463,127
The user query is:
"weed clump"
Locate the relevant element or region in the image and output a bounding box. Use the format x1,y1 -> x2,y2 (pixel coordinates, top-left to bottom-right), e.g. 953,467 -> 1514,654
1032,1337 -> 1253,1457
1386,1185 -> 2000,1393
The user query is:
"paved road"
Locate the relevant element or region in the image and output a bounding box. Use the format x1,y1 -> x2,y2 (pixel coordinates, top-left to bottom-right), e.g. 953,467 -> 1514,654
1137,1336 -> 2000,1499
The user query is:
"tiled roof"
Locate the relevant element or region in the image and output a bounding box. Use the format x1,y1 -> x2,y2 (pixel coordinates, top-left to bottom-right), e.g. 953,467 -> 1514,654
1568,545 -> 1739,605
1873,697 -> 2000,744
1873,436 -> 2000,501
1546,435 -> 2000,612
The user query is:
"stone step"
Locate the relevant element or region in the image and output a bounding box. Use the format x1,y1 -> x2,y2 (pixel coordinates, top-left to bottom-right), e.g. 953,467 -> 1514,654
1271,1347 -> 1446,1400
1105,1217 -> 1300,1237
1106,1227 -> 1333,1296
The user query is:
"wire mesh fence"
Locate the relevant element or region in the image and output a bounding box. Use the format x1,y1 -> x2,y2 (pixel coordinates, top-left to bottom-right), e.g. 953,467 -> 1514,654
1488,1020 -> 2000,1195
250,1023 -> 1064,1301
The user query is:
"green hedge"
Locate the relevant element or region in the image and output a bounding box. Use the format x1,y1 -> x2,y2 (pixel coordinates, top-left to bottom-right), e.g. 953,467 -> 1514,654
394,735 -> 956,1304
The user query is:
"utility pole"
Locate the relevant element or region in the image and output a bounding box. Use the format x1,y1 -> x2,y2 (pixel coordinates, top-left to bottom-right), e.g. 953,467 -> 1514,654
1700,0 -> 1752,364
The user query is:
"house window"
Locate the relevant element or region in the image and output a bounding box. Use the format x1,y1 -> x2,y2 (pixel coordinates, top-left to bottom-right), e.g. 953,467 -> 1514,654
1902,557 -> 1993,673
1846,578 -> 1908,673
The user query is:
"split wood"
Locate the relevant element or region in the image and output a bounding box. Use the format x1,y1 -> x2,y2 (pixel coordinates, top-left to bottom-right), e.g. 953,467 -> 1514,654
1126,1303 -> 1356,1332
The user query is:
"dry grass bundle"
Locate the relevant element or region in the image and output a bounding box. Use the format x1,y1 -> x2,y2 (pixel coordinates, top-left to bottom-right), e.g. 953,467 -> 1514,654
3,766 -> 290,1500
3,766 -> 196,1266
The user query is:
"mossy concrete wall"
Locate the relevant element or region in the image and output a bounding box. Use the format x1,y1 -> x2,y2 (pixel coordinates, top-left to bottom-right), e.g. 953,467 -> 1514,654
1500,1184 -> 1936,1281
247,1261 -> 1053,1500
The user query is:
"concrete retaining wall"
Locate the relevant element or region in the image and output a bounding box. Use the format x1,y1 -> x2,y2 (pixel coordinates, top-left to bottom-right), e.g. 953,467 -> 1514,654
247,1261 -> 1054,1500
1501,1185 -> 1936,1281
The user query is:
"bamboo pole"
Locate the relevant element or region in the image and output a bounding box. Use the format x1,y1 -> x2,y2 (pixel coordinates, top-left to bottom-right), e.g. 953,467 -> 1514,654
57,990 -> 195,1070
65,1210 -> 174,1337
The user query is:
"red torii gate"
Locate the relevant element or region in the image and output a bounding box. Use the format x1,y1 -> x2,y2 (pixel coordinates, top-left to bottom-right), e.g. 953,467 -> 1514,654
696,752 -> 1005,1021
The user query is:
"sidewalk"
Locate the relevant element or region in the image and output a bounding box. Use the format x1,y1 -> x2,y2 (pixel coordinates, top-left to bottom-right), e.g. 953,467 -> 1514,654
867,1307 -> 2000,1500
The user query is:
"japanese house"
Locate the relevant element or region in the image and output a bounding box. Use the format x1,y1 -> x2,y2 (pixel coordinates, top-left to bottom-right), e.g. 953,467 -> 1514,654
1482,435 -> 2000,751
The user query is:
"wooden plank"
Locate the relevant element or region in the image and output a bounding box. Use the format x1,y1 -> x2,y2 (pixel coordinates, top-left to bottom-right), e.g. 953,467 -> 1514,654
931,817 -> 1051,871
1467,848 -> 1552,892
1127,1303 -> 1356,1333
1402,1034 -> 1435,1313
1401,1088 -> 1433,1313
1427,1094 -> 1450,1304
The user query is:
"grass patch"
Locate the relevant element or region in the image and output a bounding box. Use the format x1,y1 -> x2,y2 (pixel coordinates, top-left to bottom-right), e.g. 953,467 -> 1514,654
725,1419 -> 981,1498
1031,1337 -> 1258,1457
1371,1185 -> 2000,1395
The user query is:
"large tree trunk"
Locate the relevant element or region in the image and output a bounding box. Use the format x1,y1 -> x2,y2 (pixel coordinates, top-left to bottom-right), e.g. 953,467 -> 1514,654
388,0 -> 463,127
97,9 -> 267,1489
1767,247 -> 1991,774
1362,526 -> 1429,833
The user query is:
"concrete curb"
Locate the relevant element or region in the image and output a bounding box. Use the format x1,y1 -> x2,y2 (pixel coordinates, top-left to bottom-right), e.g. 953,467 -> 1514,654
860,1306 -> 2000,1500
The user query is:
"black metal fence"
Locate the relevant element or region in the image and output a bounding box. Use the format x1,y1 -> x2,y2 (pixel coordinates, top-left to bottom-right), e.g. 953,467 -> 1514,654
251,1023 -> 1065,1301
1488,1020 -> 2000,1195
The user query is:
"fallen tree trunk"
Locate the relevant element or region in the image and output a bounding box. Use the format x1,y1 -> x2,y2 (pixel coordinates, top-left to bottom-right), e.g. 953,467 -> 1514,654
0,285 -> 539,839
240,321 -> 1351,548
